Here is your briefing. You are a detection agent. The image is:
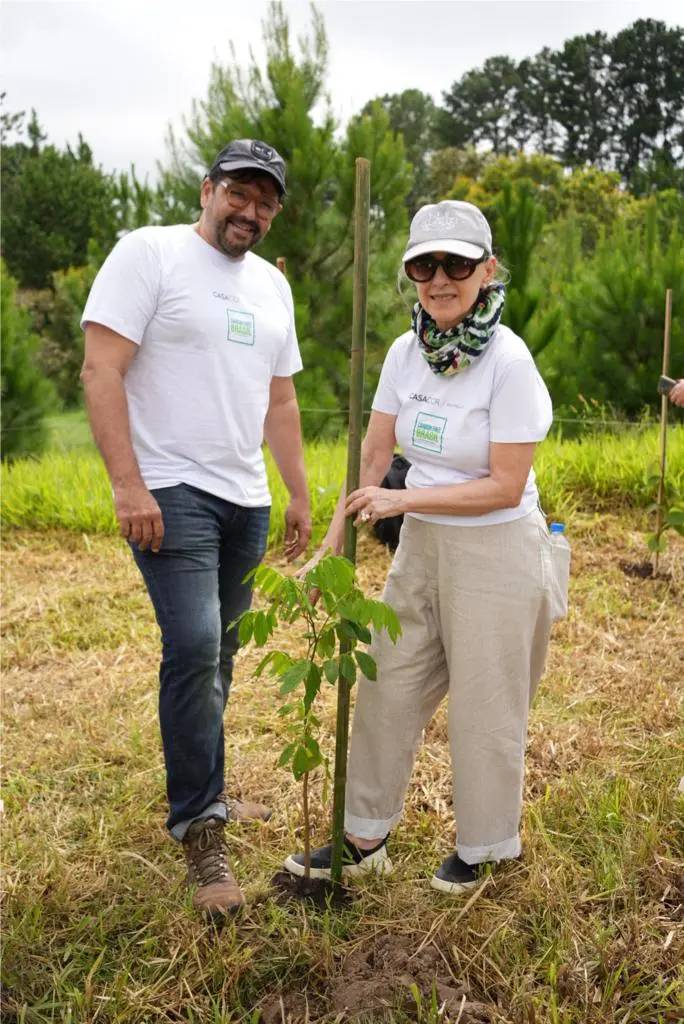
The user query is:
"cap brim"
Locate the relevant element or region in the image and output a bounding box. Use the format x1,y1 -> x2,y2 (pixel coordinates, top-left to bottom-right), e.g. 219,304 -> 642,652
216,159 -> 286,195
403,238 -> 485,262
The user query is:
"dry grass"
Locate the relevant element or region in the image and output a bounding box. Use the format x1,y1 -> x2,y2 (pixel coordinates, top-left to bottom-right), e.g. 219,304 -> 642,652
2,519 -> 683,1024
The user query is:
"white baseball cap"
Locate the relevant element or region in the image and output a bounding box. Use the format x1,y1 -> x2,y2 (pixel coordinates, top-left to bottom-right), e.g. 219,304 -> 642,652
403,200 -> 492,262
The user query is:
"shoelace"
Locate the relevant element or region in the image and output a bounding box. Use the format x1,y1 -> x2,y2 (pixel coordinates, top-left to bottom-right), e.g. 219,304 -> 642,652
187,823 -> 230,886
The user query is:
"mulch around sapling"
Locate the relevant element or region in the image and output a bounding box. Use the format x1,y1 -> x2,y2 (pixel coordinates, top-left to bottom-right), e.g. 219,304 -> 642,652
270,870 -> 354,909
620,559 -> 672,580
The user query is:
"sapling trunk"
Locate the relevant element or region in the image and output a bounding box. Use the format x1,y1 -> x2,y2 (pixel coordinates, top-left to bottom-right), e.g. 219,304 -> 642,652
330,158 -> 371,885
302,770 -> 311,880
653,288 -> 673,576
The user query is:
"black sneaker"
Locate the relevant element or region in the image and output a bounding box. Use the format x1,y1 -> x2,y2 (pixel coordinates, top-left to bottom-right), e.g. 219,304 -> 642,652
431,852 -> 490,894
284,835 -> 392,880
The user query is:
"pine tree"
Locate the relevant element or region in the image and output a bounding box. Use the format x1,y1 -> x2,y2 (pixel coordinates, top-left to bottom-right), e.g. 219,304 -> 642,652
154,3 -> 412,427
1,262 -> 56,460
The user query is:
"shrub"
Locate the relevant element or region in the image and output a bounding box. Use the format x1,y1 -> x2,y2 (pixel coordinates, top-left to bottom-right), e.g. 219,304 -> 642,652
1,262 -> 56,461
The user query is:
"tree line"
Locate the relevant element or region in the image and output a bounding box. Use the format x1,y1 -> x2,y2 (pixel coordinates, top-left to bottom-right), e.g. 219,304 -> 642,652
1,7 -> 682,461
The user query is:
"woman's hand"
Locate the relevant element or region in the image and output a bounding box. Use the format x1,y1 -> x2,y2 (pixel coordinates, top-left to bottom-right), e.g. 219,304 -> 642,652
294,545 -> 331,606
345,486 -> 407,526
669,379 -> 684,408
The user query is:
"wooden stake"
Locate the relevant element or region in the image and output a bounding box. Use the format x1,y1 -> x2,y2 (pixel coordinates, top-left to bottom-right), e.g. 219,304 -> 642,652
653,288 -> 673,576
330,158 -> 371,884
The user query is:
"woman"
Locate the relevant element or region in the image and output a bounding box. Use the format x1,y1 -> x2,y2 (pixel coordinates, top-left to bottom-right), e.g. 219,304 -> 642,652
285,200 -> 556,894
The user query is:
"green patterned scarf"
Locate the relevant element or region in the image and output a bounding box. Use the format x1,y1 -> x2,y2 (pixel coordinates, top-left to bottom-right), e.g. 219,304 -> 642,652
412,284 -> 506,376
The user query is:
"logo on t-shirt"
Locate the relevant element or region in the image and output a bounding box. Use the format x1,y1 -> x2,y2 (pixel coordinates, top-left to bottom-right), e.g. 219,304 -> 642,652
227,310 -> 255,346
412,412 -> 447,453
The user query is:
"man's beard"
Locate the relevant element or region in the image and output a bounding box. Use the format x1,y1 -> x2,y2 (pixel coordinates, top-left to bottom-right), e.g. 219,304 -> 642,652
215,214 -> 263,257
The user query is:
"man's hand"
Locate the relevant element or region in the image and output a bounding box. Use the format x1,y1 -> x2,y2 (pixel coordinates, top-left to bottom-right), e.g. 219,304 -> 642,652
114,482 -> 164,552
345,486 -> 406,526
283,496 -> 312,561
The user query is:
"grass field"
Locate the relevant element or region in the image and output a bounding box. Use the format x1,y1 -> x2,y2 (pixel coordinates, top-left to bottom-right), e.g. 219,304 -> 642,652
3,426 -> 683,548
2,510 -> 683,1023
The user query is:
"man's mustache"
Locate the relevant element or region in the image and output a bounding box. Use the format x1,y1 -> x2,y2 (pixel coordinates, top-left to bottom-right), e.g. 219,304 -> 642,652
226,214 -> 260,235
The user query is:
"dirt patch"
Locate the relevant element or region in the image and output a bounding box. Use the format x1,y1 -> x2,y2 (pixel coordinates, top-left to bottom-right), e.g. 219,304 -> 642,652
270,870 -> 353,910
620,558 -> 672,580
328,933 -> 498,1021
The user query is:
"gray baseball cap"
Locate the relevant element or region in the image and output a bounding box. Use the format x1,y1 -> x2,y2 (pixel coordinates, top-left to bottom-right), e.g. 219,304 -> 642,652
403,200 -> 492,262
209,139 -> 286,196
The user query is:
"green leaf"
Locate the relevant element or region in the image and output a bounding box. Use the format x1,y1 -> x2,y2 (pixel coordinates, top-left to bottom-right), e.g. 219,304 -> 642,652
269,651 -> 293,676
339,653 -> 356,683
383,605 -> 402,643
666,508 -> 684,526
279,660 -> 310,695
278,742 -> 297,767
323,659 -> 338,684
304,664 -> 322,706
646,534 -> 666,552
292,744 -> 320,779
355,650 -> 377,680
253,611 -> 272,646
317,628 -> 336,659
348,620 -> 372,644
335,620 -> 357,644
237,613 -> 254,646
254,565 -> 286,598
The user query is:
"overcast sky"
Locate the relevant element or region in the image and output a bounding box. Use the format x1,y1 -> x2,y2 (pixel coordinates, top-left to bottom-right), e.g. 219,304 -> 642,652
2,0 -> 682,182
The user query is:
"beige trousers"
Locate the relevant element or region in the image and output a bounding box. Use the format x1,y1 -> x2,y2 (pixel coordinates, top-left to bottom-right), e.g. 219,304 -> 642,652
345,508 -> 554,864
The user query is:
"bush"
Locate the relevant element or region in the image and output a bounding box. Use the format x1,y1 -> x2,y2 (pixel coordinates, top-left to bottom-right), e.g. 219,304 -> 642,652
40,262 -> 98,407
1,262 -> 56,461
546,208 -> 683,414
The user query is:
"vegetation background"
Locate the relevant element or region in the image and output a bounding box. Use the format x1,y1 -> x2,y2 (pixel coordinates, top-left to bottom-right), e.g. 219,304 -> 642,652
1,5 -> 683,454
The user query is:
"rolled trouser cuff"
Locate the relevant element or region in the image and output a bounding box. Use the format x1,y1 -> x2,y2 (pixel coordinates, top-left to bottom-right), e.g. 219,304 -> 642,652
169,800 -> 228,842
457,833 -> 521,865
344,807 -> 403,840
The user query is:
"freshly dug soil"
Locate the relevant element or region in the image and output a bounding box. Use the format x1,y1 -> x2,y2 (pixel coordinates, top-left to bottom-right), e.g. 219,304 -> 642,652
259,932 -> 498,1023
620,559 -> 672,580
328,933 -> 497,1021
270,870 -> 353,909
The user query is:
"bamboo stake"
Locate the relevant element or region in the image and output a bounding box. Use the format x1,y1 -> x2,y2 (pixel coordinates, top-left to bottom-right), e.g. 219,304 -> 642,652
330,158 -> 371,885
653,288 -> 673,576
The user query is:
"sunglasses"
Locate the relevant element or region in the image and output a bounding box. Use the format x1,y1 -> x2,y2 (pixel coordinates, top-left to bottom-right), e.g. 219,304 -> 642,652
404,253 -> 488,283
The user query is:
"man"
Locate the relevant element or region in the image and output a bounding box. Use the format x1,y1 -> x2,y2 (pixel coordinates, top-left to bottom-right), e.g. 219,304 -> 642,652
80,139 -> 311,919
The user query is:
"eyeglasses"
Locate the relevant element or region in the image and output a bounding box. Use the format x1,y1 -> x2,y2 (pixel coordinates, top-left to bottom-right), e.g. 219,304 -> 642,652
218,181 -> 281,221
404,253 -> 488,283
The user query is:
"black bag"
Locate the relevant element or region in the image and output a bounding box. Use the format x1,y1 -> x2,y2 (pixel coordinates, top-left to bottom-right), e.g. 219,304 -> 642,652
373,454 -> 411,551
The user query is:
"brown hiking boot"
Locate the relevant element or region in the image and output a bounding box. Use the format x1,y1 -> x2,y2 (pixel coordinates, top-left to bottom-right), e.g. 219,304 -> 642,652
182,817 -> 244,919
218,790 -> 272,823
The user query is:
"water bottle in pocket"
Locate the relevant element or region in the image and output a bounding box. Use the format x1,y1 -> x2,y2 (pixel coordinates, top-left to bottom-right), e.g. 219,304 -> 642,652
548,522 -> 571,621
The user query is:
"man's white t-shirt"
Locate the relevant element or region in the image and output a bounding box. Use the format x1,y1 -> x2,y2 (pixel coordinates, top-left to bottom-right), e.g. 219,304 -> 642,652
372,324 -> 552,526
81,224 -> 302,506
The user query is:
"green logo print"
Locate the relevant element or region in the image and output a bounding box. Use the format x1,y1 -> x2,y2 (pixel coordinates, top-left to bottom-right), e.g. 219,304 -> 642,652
412,412 -> 447,453
227,310 -> 255,346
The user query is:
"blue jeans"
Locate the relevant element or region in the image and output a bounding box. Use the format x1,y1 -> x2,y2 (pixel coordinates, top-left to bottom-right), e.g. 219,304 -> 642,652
130,484 -> 270,840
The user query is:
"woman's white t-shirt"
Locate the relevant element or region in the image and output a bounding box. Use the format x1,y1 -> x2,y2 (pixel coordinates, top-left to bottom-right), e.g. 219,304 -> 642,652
371,324 -> 552,526
81,224 -> 302,507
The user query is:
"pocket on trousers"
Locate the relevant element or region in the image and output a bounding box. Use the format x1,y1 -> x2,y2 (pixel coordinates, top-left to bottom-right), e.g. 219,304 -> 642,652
548,533 -> 571,621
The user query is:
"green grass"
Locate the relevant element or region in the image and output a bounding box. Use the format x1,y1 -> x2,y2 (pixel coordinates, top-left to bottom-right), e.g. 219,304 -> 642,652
44,408 -> 94,453
2,518 -> 682,1022
2,426 -> 682,546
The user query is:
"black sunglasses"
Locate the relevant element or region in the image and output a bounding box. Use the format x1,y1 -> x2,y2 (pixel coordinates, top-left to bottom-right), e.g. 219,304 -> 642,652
404,252 -> 488,283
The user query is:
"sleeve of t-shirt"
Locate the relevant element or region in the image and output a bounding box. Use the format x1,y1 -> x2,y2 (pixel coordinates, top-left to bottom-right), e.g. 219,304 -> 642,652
371,341 -> 402,415
273,277 -> 303,376
489,358 -> 553,442
80,230 -> 161,345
